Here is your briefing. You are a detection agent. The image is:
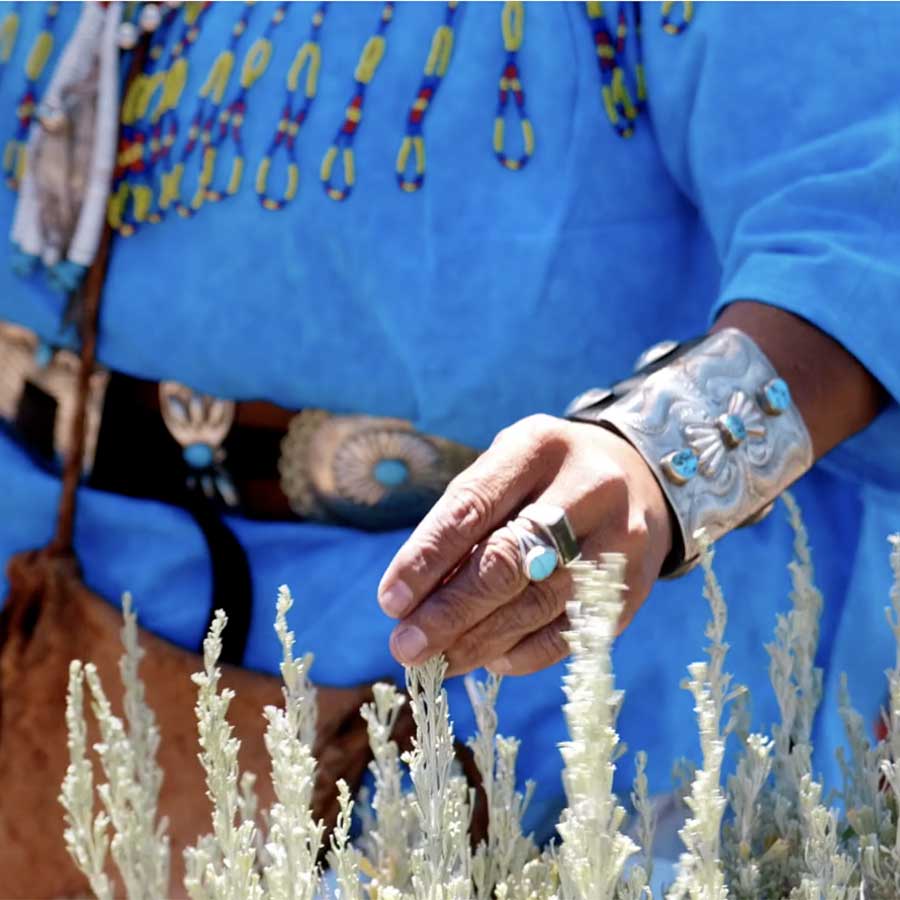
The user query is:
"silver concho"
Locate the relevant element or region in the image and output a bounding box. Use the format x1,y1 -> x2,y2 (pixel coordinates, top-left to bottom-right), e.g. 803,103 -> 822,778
280,410 -> 478,529
159,382 -> 234,448
159,382 -> 237,504
0,323 -> 109,474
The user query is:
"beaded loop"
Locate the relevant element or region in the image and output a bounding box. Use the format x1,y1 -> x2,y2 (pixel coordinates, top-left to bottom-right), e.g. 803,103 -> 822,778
585,1 -> 643,139
142,1 -> 211,224
256,3 -> 326,211
321,2 -> 394,202
204,3 -> 290,205
109,5 -> 180,236
3,1 -> 60,190
395,1 -> 458,193
161,2 -> 255,218
661,0 -> 693,35
107,1 -> 213,229
493,1 -> 534,171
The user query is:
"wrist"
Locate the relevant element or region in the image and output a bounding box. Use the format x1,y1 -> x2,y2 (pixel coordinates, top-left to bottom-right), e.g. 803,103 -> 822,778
620,435 -> 675,567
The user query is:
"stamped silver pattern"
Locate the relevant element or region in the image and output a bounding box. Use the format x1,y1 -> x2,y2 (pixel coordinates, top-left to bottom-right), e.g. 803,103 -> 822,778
158,381 -> 238,504
279,410 -> 479,529
597,328 -> 814,575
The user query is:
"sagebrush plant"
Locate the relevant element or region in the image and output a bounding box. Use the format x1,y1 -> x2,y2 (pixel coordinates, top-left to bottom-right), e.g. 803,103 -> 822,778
61,497 -> 900,899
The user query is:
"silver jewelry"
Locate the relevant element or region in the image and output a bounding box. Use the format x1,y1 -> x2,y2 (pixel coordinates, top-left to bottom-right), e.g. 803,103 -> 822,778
517,503 -> 581,566
159,382 -> 239,506
582,328 -> 813,576
507,519 -> 560,583
0,323 -> 109,475
279,409 -> 479,530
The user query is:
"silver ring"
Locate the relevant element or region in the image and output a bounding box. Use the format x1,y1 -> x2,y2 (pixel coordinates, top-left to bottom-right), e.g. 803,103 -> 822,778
507,519 -> 560,583
517,503 -> 581,566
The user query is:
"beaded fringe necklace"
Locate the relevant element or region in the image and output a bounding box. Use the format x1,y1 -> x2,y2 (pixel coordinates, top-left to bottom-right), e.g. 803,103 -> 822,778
4,0 -> 693,293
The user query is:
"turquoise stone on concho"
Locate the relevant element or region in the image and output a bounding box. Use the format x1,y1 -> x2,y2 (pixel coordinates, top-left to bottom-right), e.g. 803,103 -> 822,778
661,448 -> 698,485
526,546 -> 558,582
759,377 -> 792,415
373,458 -> 410,487
184,442 -> 214,469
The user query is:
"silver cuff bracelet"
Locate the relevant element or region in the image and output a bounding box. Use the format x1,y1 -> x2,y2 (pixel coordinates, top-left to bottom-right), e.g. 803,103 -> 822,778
573,328 -> 814,577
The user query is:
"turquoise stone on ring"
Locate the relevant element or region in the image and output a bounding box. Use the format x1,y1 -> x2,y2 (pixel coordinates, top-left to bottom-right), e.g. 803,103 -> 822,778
525,545 -> 559,582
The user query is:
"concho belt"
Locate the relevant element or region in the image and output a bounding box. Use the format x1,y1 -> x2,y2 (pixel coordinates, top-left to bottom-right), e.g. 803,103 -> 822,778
0,322 -> 479,530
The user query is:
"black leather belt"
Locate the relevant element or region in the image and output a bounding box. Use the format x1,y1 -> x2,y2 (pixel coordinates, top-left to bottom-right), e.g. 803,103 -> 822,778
2,321 -> 480,664
1,322 -> 479,529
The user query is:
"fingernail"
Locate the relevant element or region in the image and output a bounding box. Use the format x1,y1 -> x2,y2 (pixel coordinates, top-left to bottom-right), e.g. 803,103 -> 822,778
486,656 -> 511,675
379,580 -> 414,617
392,625 -> 428,663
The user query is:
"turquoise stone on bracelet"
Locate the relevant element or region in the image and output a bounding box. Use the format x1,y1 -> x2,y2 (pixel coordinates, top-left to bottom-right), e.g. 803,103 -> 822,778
717,413 -> 747,448
759,377 -> 792,415
661,448 -> 698,485
525,545 -> 559,582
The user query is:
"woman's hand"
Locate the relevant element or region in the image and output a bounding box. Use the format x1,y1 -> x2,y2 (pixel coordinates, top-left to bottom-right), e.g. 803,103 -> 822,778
377,414 -> 673,677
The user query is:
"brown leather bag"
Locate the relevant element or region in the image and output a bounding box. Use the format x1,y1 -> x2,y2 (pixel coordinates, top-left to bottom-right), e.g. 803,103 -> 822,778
0,45 -> 395,894
0,548 -> 381,898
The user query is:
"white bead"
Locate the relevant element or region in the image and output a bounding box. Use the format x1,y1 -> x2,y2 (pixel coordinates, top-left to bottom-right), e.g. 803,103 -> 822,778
139,3 -> 162,32
117,21 -> 139,48
164,0 -> 183,7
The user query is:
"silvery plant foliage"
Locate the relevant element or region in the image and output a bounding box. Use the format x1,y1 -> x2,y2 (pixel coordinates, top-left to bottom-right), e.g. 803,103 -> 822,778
61,496 -> 900,900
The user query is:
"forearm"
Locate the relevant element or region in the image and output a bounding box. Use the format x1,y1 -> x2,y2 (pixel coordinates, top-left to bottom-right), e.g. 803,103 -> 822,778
713,301 -> 889,459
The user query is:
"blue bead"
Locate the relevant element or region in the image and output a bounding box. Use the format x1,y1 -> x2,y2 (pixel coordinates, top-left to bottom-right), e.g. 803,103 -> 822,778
762,377 -> 791,414
184,442 -> 214,469
527,547 -> 558,582
374,458 -> 409,487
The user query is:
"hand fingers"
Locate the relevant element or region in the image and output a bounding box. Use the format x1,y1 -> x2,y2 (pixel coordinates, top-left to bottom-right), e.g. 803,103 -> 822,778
388,524 -> 529,666
449,525 -> 652,677
486,612 -> 572,677
443,568 -> 573,677
386,459 -> 618,668
378,416 -> 563,620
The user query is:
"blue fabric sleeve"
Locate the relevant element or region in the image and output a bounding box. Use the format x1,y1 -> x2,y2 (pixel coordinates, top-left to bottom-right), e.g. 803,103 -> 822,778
644,2 -> 900,486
